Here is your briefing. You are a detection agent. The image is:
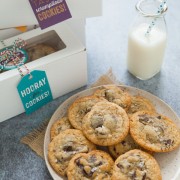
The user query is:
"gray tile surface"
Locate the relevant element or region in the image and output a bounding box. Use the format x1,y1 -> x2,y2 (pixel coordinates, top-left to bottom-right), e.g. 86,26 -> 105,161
0,0 -> 180,180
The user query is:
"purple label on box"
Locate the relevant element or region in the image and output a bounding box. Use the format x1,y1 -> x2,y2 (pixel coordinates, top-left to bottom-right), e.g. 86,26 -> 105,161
29,0 -> 72,29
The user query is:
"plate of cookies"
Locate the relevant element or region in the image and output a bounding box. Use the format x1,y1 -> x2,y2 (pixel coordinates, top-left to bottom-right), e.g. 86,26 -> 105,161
44,85 -> 180,180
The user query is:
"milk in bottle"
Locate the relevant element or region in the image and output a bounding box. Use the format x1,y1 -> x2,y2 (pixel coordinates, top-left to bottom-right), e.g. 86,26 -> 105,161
127,0 -> 168,80
127,23 -> 167,80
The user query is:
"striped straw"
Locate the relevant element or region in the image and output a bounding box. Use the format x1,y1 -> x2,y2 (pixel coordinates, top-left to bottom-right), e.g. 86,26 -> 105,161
145,0 -> 167,36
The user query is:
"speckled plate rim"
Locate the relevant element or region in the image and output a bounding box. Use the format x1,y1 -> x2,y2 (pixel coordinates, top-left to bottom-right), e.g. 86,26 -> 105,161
44,85 -> 180,180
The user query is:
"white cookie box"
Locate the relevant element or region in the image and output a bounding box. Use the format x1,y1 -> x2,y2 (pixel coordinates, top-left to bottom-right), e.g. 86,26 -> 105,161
0,23 -> 87,122
0,0 -> 102,28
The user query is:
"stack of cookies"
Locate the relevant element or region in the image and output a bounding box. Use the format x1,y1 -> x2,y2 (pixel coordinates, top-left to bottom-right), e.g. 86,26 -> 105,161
48,85 -> 180,180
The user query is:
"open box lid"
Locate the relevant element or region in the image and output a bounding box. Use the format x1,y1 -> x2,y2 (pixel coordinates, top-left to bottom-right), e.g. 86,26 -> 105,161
0,0 -> 102,29
0,23 -> 85,80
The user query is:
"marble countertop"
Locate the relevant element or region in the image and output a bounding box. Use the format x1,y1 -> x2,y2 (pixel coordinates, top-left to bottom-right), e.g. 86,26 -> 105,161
0,0 -> 180,180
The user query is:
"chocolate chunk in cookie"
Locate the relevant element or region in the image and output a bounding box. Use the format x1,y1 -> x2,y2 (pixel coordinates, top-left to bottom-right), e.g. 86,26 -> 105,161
67,150 -> 114,180
94,85 -> 132,111
130,111 -> 180,152
127,96 -> 156,116
50,116 -> 73,140
112,149 -> 162,180
48,129 -> 96,176
68,95 -> 106,130
82,101 -> 129,146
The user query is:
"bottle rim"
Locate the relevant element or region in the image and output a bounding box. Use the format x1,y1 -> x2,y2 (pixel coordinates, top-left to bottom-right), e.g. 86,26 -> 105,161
136,0 -> 168,17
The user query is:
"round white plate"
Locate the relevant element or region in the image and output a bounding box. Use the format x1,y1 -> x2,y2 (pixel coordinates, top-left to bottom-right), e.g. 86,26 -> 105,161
44,85 -> 180,180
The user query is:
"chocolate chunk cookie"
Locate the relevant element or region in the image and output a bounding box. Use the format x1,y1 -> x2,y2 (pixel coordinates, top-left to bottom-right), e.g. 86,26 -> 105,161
50,116 -> 73,140
27,43 -> 56,61
108,134 -> 144,159
112,149 -> 162,180
127,96 -> 156,116
93,85 -> 131,111
130,111 -> 180,152
67,150 -> 114,180
48,129 -> 96,176
68,95 -> 106,130
82,101 -> 129,146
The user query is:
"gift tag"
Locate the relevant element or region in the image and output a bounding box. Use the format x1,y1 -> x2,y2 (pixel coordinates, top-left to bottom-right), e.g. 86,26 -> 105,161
29,0 -> 72,29
17,70 -> 53,114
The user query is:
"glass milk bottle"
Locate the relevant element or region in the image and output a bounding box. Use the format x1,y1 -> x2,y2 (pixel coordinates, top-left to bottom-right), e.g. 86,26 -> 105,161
127,0 -> 168,80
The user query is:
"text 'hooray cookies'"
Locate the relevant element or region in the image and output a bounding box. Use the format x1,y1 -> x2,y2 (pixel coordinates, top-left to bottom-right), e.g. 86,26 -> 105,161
112,149 -> 162,180
48,129 -> 96,176
67,150 -> 114,180
130,111 -> 180,152
82,101 -> 129,146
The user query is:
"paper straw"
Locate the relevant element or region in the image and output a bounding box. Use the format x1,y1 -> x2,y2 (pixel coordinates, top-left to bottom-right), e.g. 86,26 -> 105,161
146,0 -> 167,36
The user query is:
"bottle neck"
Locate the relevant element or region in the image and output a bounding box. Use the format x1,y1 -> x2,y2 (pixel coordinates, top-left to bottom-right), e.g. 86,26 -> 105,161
136,0 -> 168,18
